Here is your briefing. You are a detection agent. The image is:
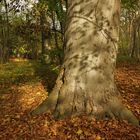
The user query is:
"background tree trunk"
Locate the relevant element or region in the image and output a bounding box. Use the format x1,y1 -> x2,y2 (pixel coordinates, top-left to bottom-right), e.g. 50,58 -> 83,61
51,11 -> 63,64
32,0 -> 139,126
130,15 -> 140,61
0,0 -> 10,63
40,12 -> 47,56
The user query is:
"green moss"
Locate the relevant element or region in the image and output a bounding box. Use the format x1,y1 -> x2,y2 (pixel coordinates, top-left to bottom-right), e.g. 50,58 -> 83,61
117,55 -> 139,64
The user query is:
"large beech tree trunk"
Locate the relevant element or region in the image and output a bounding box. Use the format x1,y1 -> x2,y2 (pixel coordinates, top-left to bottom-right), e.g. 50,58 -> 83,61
32,0 -> 139,126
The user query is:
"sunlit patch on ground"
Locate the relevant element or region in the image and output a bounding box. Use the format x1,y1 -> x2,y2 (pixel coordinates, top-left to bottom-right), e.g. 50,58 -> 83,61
16,83 -> 47,112
9,58 -> 29,62
0,61 -> 140,139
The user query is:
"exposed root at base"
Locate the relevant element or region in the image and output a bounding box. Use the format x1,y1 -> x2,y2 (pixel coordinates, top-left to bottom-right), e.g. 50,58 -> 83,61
31,86 -> 139,127
99,99 -> 140,126
31,67 -> 65,116
31,97 -> 139,127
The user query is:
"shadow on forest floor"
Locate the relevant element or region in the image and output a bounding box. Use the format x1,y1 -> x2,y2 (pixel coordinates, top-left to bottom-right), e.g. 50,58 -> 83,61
30,61 -> 58,93
0,59 -> 140,139
0,59 -> 58,94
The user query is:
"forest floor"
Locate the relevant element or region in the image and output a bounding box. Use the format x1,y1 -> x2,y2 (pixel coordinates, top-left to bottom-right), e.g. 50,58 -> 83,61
0,59 -> 140,140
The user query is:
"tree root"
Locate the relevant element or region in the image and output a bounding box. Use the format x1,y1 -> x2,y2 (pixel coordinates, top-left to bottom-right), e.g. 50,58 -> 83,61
31,94 -> 139,127
30,91 -> 58,116
103,98 -> 140,126
31,67 -> 65,116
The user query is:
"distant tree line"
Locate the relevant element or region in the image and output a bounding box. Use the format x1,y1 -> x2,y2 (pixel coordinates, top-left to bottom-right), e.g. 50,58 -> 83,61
0,0 -> 139,64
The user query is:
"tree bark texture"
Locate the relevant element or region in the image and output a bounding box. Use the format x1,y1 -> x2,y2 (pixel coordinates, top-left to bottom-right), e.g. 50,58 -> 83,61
52,11 -> 63,64
32,0 -> 139,126
40,12 -> 47,55
130,16 -> 140,61
0,0 -> 10,63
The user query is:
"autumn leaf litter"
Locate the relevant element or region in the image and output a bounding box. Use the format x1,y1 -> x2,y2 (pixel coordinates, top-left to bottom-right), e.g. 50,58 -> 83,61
0,62 -> 140,140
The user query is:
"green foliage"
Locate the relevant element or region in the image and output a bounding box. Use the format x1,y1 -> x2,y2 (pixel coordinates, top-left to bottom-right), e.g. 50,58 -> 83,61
47,0 -> 66,22
2,0 -> 139,64
0,0 -> 65,63
0,60 -> 58,92
0,61 -> 37,85
121,0 -> 139,9
117,55 -> 139,63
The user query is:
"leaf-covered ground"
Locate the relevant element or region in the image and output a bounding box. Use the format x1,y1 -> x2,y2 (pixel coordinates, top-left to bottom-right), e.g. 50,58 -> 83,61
0,59 -> 140,140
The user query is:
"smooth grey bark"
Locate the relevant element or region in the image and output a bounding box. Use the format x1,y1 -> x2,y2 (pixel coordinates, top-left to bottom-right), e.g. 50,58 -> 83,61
31,0 -> 139,126
130,16 -> 140,61
51,11 -> 63,64
40,12 -> 47,55
0,0 -> 10,63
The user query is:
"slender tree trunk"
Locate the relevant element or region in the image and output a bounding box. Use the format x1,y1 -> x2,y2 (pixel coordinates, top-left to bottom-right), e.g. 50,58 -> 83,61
59,0 -> 67,61
137,25 -> 140,60
0,28 -> 4,63
40,11 -> 52,62
32,0 -> 139,126
130,15 -> 140,61
65,0 -> 68,11
0,21 -> 7,63
0,0 -> 10,63
40,12 -> 47,56
31,39 -> 38,60
5,0 -> 10,60
52,12 -> 63,64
